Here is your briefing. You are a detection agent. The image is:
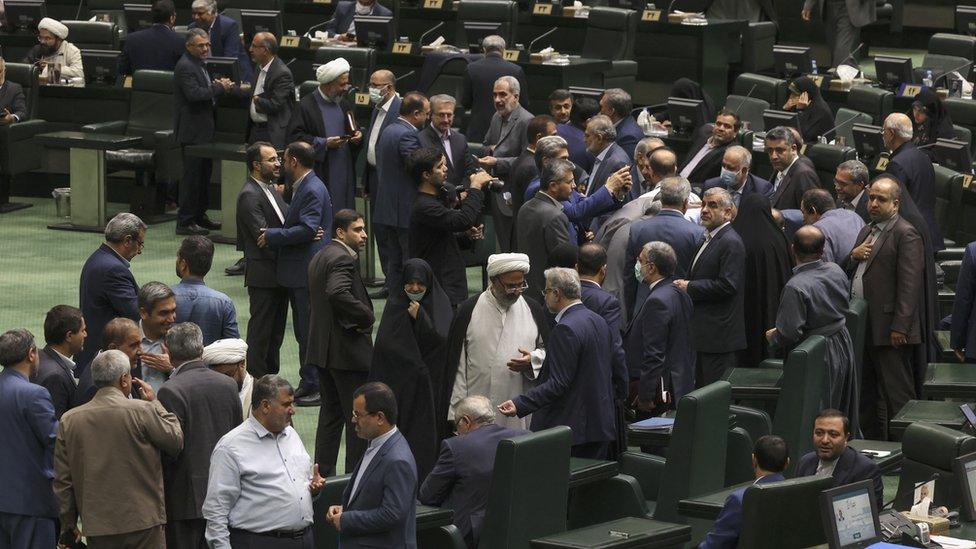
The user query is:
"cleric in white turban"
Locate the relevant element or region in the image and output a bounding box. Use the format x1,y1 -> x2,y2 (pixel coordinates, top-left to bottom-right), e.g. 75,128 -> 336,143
438,251 -> 551,431
291,56 -> 361,211
26,17 -> 84,86
203,338 -> 254,418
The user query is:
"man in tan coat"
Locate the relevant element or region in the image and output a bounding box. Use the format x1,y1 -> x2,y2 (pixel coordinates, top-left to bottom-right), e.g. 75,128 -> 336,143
55,349 -> 183,548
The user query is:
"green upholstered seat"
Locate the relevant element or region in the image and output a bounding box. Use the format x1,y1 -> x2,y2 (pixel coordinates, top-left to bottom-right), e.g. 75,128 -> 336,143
0,63 -> 47,180
724,95 -> 770,132
62,20 -> 120,50
737,475 -> 833,548
929,33 -> 976,61
934,164 -> 964,247
299,79 -> 318,99
314,47 -> 377,92
942,259 -> 962,286
770,336 -> 826,470
924,362 -> 976,399
847,86 -> 894,125
569,457 -> 619,489
478,426 -> 572,549
725,427 -> 755,487
805,143 -> 857,191
456,0 -> 518,48
947,98 -> 976,157
921,53 -> 972,82
729,405 -> 772,444
834,108 -> 873,148
889,400 -> 968,439
733,73 -> 787,109
739,22 -> 776,74
580,7 -> 638,90
530,517 -> 691,548
936,330 -> 960,363
891,423 -> 976,511
312,473 -> 350,549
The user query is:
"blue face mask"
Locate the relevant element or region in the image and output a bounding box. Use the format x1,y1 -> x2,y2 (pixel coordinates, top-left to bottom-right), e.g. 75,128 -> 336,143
634,261 -> 644,284
720,168 -> 737,188
406,290 -> 426,302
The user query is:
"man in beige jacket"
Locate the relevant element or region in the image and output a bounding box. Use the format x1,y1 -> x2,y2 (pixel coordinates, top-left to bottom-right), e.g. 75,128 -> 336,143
55,349 -> 183,548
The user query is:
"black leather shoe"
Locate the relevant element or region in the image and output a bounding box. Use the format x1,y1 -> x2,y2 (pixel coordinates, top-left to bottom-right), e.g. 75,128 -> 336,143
296,391 -> 321,407
198,217 -> 222,230
369,288 -> 389,299
176,223 -> 209,236
225,258 -> 245,276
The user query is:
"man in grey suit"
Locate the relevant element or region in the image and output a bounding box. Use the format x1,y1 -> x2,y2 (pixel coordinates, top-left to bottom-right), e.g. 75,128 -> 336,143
802,0 -> 875,68
515,158 -> 574,299
157,323 -> 241,548
327,382 -> 417,549
420,396 -> 528,549
585,115 -> 632,197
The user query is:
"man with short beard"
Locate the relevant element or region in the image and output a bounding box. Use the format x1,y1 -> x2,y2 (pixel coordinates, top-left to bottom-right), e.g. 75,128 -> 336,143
23,18 -> 83,85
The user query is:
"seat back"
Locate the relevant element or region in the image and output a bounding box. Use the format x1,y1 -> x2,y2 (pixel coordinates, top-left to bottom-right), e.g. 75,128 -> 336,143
4,62 -> 39,119
478,426 -> 571,549
847,86 -> 894,125
739,21 -> 776,73
894,423 -> 976,511
581,7 -> 637,62
314,46 -> 376,92
846,298 -> 868,392
934,163 -> 963,244
772,336 -> 827,471
456,0 -> 518,48
312,474 -> 350,549
929,32 -> 976,60
953,124 -> 973,155
804,143 -> 857,192
62,20 -> 120,49
654,381 -> 730,522
725,426 -> 755,487
424,57 -> 468,99
733,73 -> 788,109
126,70 -> 174,146
724,95 -> 770,132
738,475 -> 834,548
921,53 -> 973,82
834,108 -> 873,148
299,79 -> 318,99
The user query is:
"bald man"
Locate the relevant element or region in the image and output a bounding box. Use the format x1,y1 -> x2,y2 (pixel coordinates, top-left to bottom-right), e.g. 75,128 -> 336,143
243,32 -> 294,149
362,70 -> 401,212
882,112 -> 942,251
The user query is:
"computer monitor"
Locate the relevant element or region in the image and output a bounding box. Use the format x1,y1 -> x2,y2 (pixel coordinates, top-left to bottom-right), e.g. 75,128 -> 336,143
954,451 -> 976,521
354,16 -> 395,50
240,9 -> 283,44
852,123 -> 885,162
82,49 -> 120,87
667,97 -> 707,135
123,4 -> 154,33
933,138 -> 975,174
464,21 -> 502,52
763,109 -> 801,134
958,6 -> 976,36
3,0 -> 46,33
204,56 -> 240,84
874,56 -> 914,89
773,45 -> 814,78
820,480 -> 883,549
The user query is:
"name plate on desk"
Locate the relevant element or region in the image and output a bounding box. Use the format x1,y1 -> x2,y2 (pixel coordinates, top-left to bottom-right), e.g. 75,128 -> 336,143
898,83 -> 924,98
281,35 -> 302,48
965,174 -> 974,190
392,42 -> 413,54
875,155 -> 890,171
354,92 -> 370,106
503,49 -> 521,62
423,0 -> 445,8
312,0 -> 332,4
641,9 -> 661,21
532,2 -> 560,15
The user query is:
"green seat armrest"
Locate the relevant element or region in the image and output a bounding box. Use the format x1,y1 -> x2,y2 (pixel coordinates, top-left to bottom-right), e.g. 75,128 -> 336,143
82,120 -> 127,134
619,451 -> 665,503
3,119 -> 52,141
758,359 -> 783,369
153,129 -> 176,146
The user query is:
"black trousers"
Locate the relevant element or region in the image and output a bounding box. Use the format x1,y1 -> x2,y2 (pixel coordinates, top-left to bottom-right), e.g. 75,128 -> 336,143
0,512 -> 55,549
860,343 -> 917,440
696,351 -> 737,388
165,518 -> 206,549
246,285 -> 289,378
287,286 -> 318,389
373,223 -> 409,294
178,148 -> 212,226
228,528 -> 312,549
315,367 -> 368,475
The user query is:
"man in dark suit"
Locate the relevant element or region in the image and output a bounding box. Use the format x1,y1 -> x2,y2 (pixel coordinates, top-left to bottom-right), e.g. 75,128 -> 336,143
117,0 -> 183,75
584,115 -> 631,197
699,436 -> 789,549
628,241 -> 694,413
237,142 -> 289,381
515,158 -> 573,299
174,28 -> 233,235
77,212 -> 144,373
373,92 -> 428,297
241,33 -> 293,149
0,329 -> 58,548
680,110 -> 741,187
845,176 -> 924,439
675,187 -> 746,386
462,35 -> 528,143
327,382 -> 417,549
834,159 -> 870,223
33,305 -> 86,419
600,88 -> 644,161
801,0 -> 875,68
325,0 -> 393,37
952,241 -> 976,362
701,145 -> 772,207
0,58 -> 27,124
883,112 -> 943,251
189,0 -> 252,81
419,395 -> 528,549
507,114 -> 557,216
157,323 -> 241,548
766,126 -> 821,211
498,267 -> 623,459
419,94 -> 480,189
262,142 -> 332,405
308,209 -> 374,475
362,70 -> 400,210
794,409 -> 882,502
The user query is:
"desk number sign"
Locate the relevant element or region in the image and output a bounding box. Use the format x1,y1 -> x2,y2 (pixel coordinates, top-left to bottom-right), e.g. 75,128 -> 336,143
424,0 -> 444,9
503,50 -> 521,62
532,2 -> 553,15
641,9 -> 661,21
355,92 -> 370,106
897,83 -> 923,98
312,0 -> 331,4
280,35 -> 301,48
392,42 -> 413,54
965,174 -> 974,190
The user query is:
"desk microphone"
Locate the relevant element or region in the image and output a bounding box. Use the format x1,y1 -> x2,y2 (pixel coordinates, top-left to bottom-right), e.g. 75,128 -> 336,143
881,472 -> 940,511
75,0 -> 86,21
304,17 -> 337,38
731,84 -> 757,116
819,114 -> 861,141
418,21 -> 444,46
527,27 -> 558,54
666,0 -> 681,16
933,60 -> 974,88
395,70 -> 416,81
837,42 -> 865,69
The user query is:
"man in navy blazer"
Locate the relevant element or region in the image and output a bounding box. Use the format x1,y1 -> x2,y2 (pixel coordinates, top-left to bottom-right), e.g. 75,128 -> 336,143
499,268 -> 623,459
189,0 -> 252,81
700,145 -> 772,207
577,243 -> 628,399
261,142 -> 331,403
699,435 -> 789,549
362,70 -> 400,205
600,88 -> 644,161
883,112 -> 943,251
373,92 -> 428,296
675,187 -> 746,387
117,0 -> 183,75
585,115 -> 632,197
794,409 -> 882,502
77,213 -> 144,373
420,396 -> 528,549
627,242 -> 694,412
952,241 -> 976,363
328,382 -> 417,549
33,305 -> 86,419
0,329 -> 59,547
325,0 -> 393,37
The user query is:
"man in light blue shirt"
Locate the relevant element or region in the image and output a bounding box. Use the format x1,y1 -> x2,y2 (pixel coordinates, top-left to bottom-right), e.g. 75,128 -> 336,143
138,281 -> 177,393
172,236 -> 239,345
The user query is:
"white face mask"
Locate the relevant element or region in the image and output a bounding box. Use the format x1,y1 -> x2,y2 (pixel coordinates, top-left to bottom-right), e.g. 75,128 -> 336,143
355,1 -> 373,14
368,87 -> 384,104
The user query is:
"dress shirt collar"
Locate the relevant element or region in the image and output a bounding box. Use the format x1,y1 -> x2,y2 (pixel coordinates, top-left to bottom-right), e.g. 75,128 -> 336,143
333,238 -> 357,257
178,277 -> 206,286
730,174 -> 748,193
851,188 -> 865,208
259,58 -> 274,73
367,426 -> 398,452
580,278 -> 601,289
594,143 -> 612,162
139,321 -> 163,345
871,214 -> 895,233
4,368 -> 27,381
440,127 -> 452,140
379,93 -> 398,113
777,155 -> 799,179
52,347 -> 76,370
793,259 -> 823,274
539,191 -> 563,208
317,88 -> 336,103
554,300 -> 583,323
647,277 -> 664,293
706,221 -> 730,239
103,243 -> 131,267
247,415 -> 290,440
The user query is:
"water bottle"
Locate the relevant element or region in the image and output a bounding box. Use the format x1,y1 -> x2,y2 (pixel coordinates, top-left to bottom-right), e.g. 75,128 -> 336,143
810,59 -> 818,75
923,70 -> 933,88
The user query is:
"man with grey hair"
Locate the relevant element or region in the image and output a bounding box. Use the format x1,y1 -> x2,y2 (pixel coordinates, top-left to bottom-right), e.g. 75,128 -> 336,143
834,159 -> 870,222
629,137 -> 665,199
627,242 -> 694,413
499,267 -> 623,459
584,114 -> 631,196
462,35 -> 527,142
600,88 -> 644,161
0,328 -> 58,548
675,187 -> 746,386
137,281 -> 178,393
77,212 -> 145,373
158,323 -> 242,548
420,395 -> 528,548
701,144 -> 772,207
189,0 -> 251,80
56,350 -> 183,548
883,112 -> 942,251
419,93 -> 478,188
363,69 -> 401,211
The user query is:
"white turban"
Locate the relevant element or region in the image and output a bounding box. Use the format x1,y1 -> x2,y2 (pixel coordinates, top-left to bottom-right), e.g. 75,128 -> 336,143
487,253 -> 530,278
202,338 -> 248,366
316,58 -> 351,84
38,18 -> 68,40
